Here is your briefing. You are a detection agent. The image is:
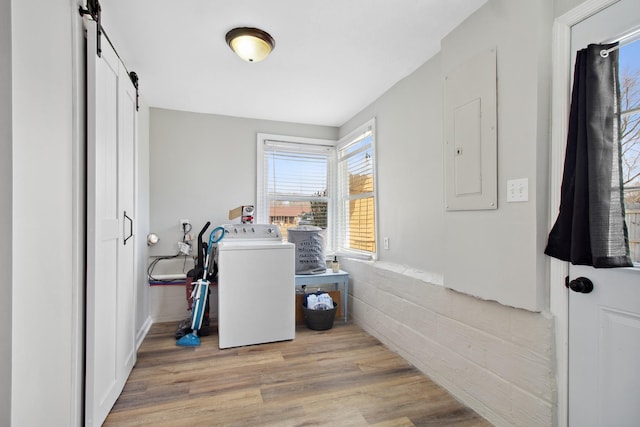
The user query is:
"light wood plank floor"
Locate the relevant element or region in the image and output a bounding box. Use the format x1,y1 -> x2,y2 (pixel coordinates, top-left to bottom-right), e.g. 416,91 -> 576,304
104,322 -> 491,427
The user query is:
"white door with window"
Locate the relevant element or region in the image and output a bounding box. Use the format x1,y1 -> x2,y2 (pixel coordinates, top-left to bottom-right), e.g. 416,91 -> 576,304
567,1 -> 640,425
85,20 -> 138,427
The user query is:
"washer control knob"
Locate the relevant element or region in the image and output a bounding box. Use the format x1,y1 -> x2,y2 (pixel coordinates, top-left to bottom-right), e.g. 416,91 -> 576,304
267,227 -> 274,234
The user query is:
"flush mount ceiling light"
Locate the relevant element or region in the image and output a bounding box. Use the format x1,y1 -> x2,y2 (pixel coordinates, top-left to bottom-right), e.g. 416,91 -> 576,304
225,27 -> 275,63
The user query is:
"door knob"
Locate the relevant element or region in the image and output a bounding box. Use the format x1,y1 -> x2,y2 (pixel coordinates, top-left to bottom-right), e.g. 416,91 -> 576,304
567,277 -> 594,294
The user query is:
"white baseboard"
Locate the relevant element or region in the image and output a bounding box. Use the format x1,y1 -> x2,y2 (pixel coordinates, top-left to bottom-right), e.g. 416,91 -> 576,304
135,315 -> 153,350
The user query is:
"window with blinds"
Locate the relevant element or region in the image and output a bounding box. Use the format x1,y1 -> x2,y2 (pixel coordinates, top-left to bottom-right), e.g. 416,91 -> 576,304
256,124 -> 377,257
257,136 -> 334,242
336,119 -> 377,256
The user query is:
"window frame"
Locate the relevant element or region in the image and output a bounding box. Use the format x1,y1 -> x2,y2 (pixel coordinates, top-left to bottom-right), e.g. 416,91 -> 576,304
256,119 -> 378,259
256,133 -> 337,249
619,39 -> 640,264
335,118 -> 379,260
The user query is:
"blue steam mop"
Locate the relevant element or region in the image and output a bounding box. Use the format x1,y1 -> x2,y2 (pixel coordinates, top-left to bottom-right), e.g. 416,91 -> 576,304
176,226 -> 225,347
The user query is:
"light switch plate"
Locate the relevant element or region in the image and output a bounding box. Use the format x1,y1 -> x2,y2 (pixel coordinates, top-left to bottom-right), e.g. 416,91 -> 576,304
507,178 -> 528,202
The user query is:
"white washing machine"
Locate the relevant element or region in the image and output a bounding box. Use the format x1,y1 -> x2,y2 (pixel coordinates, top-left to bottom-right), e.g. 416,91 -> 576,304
216,224 -> 295,349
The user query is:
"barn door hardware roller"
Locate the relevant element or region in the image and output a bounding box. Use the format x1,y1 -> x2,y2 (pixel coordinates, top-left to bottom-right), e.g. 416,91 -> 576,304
79,0 -> 141,110
129,72 -> 140,111
79,0 -> 102,57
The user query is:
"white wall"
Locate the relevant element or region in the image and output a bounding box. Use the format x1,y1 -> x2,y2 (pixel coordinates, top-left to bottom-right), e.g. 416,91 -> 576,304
0,0 -> 12,424
148,108 -> 338,258
342,0 -> 551,312
341,51 -> 447,284
440,0 -> 552,310
147,108 -> 338,320
11,0 -> 77,425
338,0 -> 557,424
555,0 -> 594,17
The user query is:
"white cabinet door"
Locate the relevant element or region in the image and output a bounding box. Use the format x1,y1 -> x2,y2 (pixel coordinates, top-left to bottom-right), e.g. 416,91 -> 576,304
85,20 -> 137,427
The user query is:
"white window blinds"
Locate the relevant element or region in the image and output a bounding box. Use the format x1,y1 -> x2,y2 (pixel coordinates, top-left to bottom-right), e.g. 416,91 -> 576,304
337,119 -> 377,256
260,138 -> 333,241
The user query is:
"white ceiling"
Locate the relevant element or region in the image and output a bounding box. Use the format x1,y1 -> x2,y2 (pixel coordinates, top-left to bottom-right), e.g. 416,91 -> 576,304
100,0 -> 487,127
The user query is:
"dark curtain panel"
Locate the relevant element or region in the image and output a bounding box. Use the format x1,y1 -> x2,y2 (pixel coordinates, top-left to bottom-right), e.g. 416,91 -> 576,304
545,43 -> 633,268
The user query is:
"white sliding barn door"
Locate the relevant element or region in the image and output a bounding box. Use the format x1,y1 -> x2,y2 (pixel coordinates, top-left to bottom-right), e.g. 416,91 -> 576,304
85,20 -> 137,427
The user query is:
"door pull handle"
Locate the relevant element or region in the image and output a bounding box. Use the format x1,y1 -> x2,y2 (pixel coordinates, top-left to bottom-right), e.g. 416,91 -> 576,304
123,211 -> 133,245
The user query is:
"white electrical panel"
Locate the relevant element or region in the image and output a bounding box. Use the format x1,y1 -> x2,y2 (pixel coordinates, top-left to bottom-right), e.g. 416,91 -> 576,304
444,48 -> 498,211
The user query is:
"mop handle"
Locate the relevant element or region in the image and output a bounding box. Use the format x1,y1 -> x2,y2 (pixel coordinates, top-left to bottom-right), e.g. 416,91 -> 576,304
200,227 -> 225,280
208,226 -> 225,252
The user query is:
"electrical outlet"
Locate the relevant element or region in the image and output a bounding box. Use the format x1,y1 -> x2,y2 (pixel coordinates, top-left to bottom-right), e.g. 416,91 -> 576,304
383,237 -> 390,250
180,219 -> 190,230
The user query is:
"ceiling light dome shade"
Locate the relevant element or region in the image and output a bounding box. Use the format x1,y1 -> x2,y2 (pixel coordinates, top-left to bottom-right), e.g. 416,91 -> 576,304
225,27 -> 275,63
